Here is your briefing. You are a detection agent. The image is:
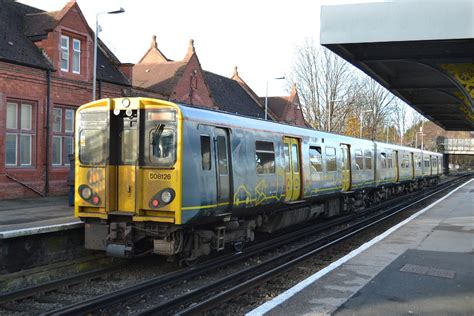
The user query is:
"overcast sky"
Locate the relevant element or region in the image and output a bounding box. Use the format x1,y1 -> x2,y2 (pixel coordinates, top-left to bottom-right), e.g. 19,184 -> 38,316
18,0 -> 335,97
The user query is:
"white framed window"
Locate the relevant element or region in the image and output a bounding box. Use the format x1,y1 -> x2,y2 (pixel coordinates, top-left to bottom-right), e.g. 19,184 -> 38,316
20,134 -> 32,165
52,136 -> 62,165
6,102 -> 17,129
65,109 -> 74,132
52,106 -> 76,166
6,100 -> 35,167
21,103 -> 32,130
60,35 -> 69,71
72,39 -> 81,74
5,134 -> 17,165
53,108 -> 62,133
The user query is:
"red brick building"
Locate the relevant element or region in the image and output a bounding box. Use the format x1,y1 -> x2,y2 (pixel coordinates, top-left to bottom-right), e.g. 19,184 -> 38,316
0,0 -> 306,200
263,84 -> 308,127
0,0 -> 130,199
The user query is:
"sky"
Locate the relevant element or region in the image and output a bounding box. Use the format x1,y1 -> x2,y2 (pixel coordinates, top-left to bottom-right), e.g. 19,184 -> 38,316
18,0 -> 330,97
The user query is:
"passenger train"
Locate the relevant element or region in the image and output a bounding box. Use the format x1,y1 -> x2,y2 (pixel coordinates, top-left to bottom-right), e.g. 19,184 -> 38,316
75,97 -> 443,260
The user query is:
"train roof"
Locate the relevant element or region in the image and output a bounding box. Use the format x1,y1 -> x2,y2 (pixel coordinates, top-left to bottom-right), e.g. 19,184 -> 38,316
177,103 -> 441,155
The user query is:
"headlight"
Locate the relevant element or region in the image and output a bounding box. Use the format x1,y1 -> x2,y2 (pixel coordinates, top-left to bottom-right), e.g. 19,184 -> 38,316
161,190 -> 172,204
150,188 -> 175,208
79,185 -> 92,200
122,98 -> 131,108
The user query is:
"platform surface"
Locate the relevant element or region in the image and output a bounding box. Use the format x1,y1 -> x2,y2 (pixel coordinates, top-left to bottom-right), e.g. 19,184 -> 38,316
248,179 -> 474,316
0,196 -> 80,239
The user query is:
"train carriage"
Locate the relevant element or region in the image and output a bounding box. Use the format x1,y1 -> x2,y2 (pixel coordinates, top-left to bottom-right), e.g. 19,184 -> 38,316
75,97 -> 443,259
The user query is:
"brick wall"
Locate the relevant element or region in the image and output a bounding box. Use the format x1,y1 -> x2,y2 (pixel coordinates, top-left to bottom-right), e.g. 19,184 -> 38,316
0,62 -> 48,198
172,55 -> 216,108
0,60 -> 128,199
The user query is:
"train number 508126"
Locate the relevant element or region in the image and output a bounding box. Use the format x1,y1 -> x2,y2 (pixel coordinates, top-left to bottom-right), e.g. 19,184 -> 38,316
149,172 -> 171,181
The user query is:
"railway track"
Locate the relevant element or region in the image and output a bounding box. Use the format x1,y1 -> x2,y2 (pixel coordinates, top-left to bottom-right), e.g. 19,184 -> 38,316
139,173 -> 472,315
0,174 -> 470,315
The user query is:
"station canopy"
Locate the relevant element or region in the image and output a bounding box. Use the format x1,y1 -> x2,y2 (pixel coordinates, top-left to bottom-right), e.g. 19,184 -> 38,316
320,0 -> 474,131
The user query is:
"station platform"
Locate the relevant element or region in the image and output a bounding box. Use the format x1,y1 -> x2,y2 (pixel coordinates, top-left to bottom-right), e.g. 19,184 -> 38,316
0,196 -> 80,239
248,179 -> 474,316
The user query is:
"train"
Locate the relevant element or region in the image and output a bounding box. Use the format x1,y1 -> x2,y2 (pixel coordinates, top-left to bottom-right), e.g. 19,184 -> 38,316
75,97 -> 443,261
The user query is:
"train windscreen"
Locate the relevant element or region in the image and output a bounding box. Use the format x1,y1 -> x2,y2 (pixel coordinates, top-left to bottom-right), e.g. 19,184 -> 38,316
78,111 -> 107,165
144,110 -> 177,167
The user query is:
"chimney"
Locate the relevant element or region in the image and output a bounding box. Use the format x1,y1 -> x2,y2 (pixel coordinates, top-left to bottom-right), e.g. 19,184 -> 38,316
119,63 -> 135,83
184,39 -> 195,60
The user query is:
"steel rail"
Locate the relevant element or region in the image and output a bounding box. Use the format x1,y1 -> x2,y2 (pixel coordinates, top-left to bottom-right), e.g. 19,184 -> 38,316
141,174 -> 472,315
0,266 -> 122,304
45,174 -> 471,315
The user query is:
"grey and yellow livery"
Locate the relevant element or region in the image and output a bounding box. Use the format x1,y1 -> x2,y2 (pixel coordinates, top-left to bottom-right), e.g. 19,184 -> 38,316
75,97 -> 443,260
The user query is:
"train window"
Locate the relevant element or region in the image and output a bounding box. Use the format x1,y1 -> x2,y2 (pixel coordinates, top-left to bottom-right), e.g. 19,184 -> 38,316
217,136 -> 228,174
283,144 -> 290,172
404,154 -> 410,168
291,144 -> 300,172
364,150 -> 372,170
79,129 -> 106,165
381,152 -> 387,169
309,146 -> 322,172
326,147 -> 336,172
424,157 -> 430,168
256,141 -> 275,174
355,150 -> 363,170
121,128 -> 138,164
387,153 -> 393,169
148,126 -> 176,166
200,135 -> 211,170
416,155 -> 422,168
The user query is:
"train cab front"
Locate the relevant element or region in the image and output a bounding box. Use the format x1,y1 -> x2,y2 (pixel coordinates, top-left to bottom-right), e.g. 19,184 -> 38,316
74,98 -> 182,258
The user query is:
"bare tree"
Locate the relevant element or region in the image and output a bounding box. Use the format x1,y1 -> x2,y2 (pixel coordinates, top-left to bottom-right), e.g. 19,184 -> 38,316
290,40 -> 358,133
391,100 -> 408,145
359,77 -> 396,140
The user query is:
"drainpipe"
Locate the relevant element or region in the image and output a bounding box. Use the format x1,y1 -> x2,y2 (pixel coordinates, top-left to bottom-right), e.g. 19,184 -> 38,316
45,69 -> 51,195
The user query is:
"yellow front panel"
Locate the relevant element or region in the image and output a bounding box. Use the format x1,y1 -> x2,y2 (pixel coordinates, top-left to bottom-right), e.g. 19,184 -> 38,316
75,165 -> 107,218
134,168 -> 181,223
117,165 -> 137,213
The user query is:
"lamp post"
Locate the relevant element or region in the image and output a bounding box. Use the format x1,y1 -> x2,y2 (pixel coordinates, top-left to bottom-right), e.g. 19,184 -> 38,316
415,130 -> 425,149
264,76 -> 285,120
93,7 -> 125,101
359,109 -> 372,138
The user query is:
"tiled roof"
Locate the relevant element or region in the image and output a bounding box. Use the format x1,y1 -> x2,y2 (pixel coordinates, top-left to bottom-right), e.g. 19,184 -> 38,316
0,0 -> 129,86
262,96 -> 289,120
205,71 -> 268,119
96,47 -> 130,85
0,0 -> 52,69
260,88 -> 307,127
24,11 -> 60,37
132,61 -> 186,96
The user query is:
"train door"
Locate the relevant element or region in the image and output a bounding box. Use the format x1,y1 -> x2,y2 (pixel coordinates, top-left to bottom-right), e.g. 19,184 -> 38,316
394,150 -> 399,182
340,144 -> 351,191
115,112 -> 139,213
283,137 -> 301,201
213,128 -> 230,213
429,155 -> 433,176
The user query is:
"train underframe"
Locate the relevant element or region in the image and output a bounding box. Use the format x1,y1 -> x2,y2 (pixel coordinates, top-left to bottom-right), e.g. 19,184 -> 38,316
85,177 -> 440,261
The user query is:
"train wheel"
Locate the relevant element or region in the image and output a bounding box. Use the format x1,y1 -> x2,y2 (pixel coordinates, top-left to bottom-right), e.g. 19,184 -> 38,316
233,241 -> 245,252
182,257 -> 200,267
